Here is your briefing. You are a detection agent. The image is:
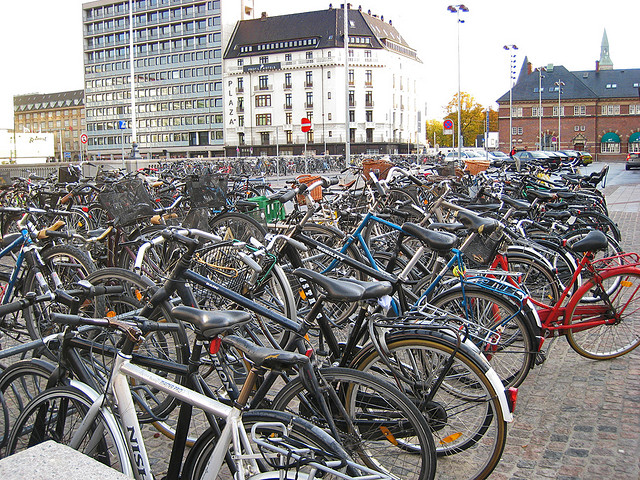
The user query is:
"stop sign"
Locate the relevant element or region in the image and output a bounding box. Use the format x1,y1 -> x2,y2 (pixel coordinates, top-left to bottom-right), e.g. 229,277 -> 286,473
301,118 -> 312,133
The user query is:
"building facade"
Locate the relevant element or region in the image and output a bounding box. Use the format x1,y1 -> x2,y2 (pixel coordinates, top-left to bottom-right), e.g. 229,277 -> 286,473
13,90 -> 85,162
82,0 -> 253,160
497,32 -> 640,161
223,6 -> 425,157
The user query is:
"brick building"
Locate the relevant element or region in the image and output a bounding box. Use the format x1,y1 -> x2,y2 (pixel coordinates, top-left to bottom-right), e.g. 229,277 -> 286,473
497,31 -> 640,161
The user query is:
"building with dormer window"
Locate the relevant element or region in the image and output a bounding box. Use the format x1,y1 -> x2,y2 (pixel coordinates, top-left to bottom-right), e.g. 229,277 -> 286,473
223,5 -> 425,157
497,30 -> 640,161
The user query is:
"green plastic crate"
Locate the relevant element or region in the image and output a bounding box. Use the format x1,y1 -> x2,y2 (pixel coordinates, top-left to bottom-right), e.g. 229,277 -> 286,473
247,195 -> 286,223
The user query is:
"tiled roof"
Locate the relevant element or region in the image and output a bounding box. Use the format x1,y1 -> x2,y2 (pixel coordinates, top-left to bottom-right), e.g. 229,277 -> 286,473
14,90 -> 84,111
497,62 -> 640,103
224,7 -> 415,59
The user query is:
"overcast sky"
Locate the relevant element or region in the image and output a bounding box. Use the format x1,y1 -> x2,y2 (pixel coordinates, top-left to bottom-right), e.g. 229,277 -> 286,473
1,0 -> 638,130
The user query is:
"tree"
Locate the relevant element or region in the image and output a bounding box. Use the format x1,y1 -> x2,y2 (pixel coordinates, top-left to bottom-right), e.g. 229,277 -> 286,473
425,120 -> 453,148
443,93 -> 498,147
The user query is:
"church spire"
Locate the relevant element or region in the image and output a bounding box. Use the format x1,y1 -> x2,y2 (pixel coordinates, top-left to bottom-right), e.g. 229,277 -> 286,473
599,29 -> 613,70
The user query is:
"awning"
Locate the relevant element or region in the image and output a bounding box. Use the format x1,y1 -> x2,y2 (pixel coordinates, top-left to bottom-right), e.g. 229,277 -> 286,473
629,132 -> 640,143
601,132 -> 621,143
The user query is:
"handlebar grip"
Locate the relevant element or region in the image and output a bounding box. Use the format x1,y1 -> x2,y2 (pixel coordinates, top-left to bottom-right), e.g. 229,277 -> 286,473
278,188 -> 297,204
408,174 -> 424,186
161,230 -> 199,248
38,230 -> 73,240
321,176 -> 339,187
49,312 -> 108,328
0,299 -> 30,317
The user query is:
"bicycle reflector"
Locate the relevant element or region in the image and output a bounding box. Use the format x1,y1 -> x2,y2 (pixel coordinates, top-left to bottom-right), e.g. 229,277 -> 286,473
209,336 -> 222,354
506,387 -> 518,413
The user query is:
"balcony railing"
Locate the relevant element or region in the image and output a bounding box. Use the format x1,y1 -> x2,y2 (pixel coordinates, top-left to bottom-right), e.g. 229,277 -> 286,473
284,104 -> 292,110
305,81 -> 313,88
283,83 -> 292,90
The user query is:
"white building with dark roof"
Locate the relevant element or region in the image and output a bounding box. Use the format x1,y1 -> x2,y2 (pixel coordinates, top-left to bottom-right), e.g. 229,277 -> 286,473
223,5 -> 425,156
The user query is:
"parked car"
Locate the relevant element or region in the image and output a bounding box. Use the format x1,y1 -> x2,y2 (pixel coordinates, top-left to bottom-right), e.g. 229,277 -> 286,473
579,151 -> 593,165
513,150 -> 560,168
626,152 -> 640,170
560,150 -> 592,166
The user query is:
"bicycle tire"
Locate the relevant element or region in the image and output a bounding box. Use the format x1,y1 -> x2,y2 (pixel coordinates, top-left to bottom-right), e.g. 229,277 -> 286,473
429,286 -> 537,388
565,269 -> 640,359
0,359 -> 55,455
504,252 -> 561,306
271,367 -> 437,480
85,267 -> 189,421
208,211 -> 267,243
23,244 -> 98,341
349,330 -> 508,480
182,409 -> 353,480
6,384 -> 130,474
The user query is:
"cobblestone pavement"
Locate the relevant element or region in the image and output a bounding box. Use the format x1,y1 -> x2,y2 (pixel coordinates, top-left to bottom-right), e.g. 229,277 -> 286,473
492,182 -> 640,480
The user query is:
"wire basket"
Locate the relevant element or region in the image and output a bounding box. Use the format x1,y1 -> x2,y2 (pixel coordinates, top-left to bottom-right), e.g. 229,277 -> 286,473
362,158 -> 393,180
185,173 -> 228,209
97,177 -> 155,227
461,233 -> 501,267
58,166 -> 80,184
296,175 -> 322,204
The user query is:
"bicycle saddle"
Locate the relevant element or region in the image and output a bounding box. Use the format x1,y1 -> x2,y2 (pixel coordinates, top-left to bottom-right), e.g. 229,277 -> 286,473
222,335 -> 309,370
525,189 -> 557,202
171,306 -> 252,339
402,223 -> 459,251
293,268 -> 365,302
570,230 -> 609,253
341,277 -> 393,300
1,233 -> 22,252
454,211 -> 499,235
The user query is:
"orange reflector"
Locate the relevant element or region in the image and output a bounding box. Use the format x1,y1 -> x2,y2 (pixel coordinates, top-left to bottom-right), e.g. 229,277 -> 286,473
106,311 -> 116,318
439,432 -> 462,445
299,289 -> 307,301
379,426 -> 398,446
135,289 -> 143,301
621,280 -> 633,287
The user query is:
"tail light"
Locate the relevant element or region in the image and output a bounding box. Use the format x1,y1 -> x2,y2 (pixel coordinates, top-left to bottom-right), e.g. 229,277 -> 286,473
627,154 -> 631,162
506,387 -> 518,413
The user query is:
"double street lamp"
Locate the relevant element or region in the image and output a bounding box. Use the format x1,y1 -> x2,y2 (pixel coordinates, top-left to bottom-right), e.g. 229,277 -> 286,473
503,45 -> 518,153
447,4 -> 468,162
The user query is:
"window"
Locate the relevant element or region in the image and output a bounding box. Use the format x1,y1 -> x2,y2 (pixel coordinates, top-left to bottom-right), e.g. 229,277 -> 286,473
532,106 -> 543,116
284,73 -> 292,88
305,71 -> 313,87
255,95 -> 271,107
306,51 -> 313,61
365,70 -> 372,86
327,71 -> 331,79
631,105 -> 640,115
285,53 -> 291,62
366,110 -> 373,122
349,110 -> 355,122
285,130 -> 293,144
365,91 -> 373,107
256,114 -> 271,126
605,83 -> 617,89
574,105 -> 586,116
348,69 -> 354,85
511,107 -> 523,117
327,92 -> 331,100
601,104 -> 620,115
259,56 -> 268,64
258,75 -> 268,90
238,132 -> 245,145
285,93 -> 292,108
306,92 -> 313,108
601,142 -> 620,153
552,106 -> 565,116
260,132 -> 270,145
306,130 -> 314,143
237,77 -> 243,92
327,113 -> 332,121
364,50 -> 372,59
348,90 -> 355,107
511,127 -> 523,135
238,115 -> 244,127
285,112 -> 292,124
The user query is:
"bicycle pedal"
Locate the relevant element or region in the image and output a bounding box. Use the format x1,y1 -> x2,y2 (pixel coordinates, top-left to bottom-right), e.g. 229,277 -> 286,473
535,351 -> 547,366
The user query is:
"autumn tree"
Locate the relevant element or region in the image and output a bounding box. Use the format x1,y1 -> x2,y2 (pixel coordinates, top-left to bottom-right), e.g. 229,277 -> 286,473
425,119 -> 453,148
443,92 -> 498,147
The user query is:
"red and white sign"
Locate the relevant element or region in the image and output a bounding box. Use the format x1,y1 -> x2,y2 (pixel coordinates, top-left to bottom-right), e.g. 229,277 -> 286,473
80,133 -> 88,144
301,118 -> 312,133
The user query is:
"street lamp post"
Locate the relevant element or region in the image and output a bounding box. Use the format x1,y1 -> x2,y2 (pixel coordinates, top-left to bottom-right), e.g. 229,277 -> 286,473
555,80 -> 565,150
503,45 -> 518,153
448,4 -> 468,163
537,67 -> 546,150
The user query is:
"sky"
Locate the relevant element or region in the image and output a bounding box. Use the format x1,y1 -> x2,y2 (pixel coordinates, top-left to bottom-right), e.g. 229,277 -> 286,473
1,0 -> 638,130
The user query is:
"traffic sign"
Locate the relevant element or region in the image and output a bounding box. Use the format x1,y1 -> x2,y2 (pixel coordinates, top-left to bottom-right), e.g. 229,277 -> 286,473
80,134 -> 88,144
118,120 -> 127,129
64,152 -> 71,159
301,118 -> 312,133
443,119 -> 454,130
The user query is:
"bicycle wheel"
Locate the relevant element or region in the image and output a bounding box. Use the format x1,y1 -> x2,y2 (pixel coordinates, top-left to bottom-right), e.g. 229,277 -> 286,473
504,252 -> 561,306
85,267 -> 189,421
271,367 -> 436,480
565,270 -> 640,359
182,409 -> 354,480
350,330 -> 508,480
6,385 -> 129,473
208,211 -> 267,243
0,359 -> 55,455
430,286 -> 537,388
23,244 -> 98,341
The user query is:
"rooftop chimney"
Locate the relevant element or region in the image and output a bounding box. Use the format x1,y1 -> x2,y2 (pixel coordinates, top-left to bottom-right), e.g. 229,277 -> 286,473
596,60 -> 600,72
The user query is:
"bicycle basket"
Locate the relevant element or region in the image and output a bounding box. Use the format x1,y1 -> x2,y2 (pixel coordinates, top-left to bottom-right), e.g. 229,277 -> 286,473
362,158 -> 393,180
97,177 -> 155,227
58,165 -> 80,184
185,174 -> 228,209
295,175 -> 322,204
461,233 -> 501,267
